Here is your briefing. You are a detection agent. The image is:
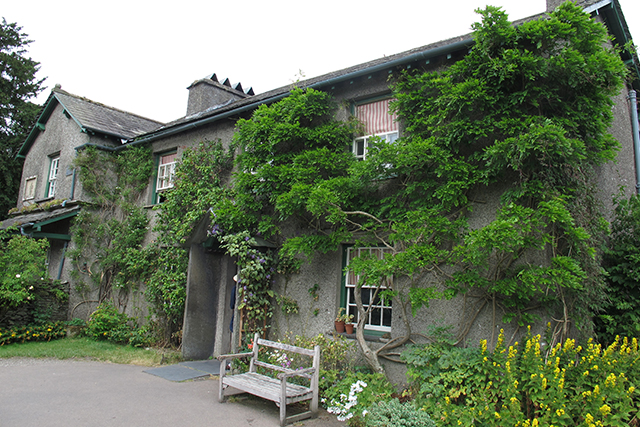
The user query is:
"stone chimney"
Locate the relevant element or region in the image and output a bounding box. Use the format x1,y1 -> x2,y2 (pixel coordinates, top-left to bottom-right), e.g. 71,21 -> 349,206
186,73 -> 254,116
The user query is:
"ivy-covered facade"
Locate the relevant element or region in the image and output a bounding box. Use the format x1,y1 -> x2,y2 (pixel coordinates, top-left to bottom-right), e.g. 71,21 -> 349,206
3,0 -> 640,379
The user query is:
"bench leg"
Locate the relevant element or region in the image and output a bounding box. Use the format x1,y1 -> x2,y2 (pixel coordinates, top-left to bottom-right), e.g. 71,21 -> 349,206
280,379 -> 287,426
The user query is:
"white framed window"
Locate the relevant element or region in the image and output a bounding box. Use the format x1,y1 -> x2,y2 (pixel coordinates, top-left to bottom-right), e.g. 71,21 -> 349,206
47,156 -> 60,198
353,99 -> 399,160
24,176 -> 37,200
344,247 -> 393,332
156,152 -> 177,191
353,131 -> 399,161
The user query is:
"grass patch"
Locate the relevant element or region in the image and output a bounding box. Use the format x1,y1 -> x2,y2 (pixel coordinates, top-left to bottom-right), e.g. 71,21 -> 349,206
0,337 -> 182,366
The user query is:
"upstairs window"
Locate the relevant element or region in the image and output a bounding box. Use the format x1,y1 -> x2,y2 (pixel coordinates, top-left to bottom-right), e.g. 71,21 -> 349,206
155,152 -> 177,203
46,156 -> 60,198
344,247 -> 393,332
24,176 -> 37,200
157,152 -> 177,191
353,99 -> 399,161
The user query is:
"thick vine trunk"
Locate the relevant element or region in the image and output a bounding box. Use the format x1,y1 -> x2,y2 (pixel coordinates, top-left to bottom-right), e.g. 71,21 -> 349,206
353,285 -> 385,374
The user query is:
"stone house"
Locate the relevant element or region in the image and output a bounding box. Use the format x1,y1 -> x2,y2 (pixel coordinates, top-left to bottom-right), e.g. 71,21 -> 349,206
3,0 -> 640,379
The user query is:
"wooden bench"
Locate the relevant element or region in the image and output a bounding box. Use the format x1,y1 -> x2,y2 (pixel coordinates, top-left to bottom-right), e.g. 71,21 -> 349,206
217,333 -> 321,426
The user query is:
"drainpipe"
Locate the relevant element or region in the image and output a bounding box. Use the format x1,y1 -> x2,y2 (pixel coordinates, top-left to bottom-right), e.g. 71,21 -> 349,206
56,241 -> 68,280
630,90 -> 640,194
69,168 -> 77,200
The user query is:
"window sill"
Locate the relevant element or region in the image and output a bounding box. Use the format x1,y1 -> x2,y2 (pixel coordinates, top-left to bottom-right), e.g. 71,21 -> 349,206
337,332 -> 391,343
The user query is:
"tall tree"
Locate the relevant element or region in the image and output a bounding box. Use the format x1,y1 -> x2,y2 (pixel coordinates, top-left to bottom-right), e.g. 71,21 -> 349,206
0,18 -> 45,219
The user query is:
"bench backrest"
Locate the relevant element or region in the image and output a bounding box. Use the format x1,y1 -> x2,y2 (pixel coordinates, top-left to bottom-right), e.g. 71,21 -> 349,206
249,332 -> 320,377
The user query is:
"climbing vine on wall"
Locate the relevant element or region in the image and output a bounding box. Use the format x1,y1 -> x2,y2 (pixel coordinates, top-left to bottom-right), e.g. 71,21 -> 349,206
202,3 -> 629,374
70,145 -> 153,311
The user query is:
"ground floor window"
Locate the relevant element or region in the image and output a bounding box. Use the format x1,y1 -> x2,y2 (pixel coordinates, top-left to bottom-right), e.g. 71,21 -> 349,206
343,247 -> 393,332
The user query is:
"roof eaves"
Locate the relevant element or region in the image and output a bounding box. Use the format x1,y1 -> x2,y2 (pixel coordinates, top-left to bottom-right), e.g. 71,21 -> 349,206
16,92 -> 60,159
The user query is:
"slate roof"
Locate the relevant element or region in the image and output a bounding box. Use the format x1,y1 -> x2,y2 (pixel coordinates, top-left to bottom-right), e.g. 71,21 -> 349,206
17,88 -> 164,158
0,204 -> 81,231
53,89 -> 164,139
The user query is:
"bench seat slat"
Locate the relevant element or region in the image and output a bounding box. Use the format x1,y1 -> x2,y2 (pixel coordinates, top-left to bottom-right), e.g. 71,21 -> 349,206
223,372 -> 312,404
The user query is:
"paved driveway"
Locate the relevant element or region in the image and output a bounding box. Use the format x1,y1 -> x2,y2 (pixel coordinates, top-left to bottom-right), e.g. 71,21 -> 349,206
0,358 -> 345,427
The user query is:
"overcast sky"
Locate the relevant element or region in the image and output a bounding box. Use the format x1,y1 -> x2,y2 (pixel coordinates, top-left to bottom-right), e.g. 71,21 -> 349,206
3,0 -> 639,123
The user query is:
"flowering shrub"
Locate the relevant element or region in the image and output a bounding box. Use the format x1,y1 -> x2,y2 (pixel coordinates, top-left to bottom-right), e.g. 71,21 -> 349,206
323,372 -> 395,426
0,321 -> 66,345
0,232 -> 49,307
326,380 -> 370,422
404,329 -> 640,426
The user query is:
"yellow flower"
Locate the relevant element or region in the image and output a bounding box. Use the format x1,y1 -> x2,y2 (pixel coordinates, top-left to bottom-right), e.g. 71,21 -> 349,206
494,412 -> 501,419
532,419 -> 539,427
556,408 -> 565,416
599,404 -> 611,416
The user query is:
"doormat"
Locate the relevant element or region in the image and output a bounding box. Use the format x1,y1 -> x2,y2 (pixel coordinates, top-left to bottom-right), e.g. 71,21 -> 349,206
144,359 -> 220,382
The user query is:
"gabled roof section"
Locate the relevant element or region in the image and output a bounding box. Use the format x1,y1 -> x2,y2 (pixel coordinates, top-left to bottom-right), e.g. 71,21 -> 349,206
17,87 -> 164,159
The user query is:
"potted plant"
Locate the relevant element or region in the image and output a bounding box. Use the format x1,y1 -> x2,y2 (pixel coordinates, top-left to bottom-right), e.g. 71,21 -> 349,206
335,308 -> 354,333
344,322 -> 355,334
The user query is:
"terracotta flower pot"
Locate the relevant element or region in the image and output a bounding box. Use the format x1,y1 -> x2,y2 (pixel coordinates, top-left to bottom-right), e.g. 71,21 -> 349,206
344,323 -> 354,334
335,320 -> 345,333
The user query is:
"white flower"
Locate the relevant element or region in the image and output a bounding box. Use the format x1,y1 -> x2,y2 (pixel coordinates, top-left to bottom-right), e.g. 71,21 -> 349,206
362,410 -> 369,417
28,286 -> 34,290
15,274 -> 20,278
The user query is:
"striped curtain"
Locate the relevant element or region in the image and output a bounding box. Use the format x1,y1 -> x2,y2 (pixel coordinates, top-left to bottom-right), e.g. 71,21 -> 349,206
355,99 -> 398,135
160,152 -> 177,164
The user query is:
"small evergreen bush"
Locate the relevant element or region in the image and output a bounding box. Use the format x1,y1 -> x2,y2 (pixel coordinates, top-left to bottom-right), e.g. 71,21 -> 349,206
86,302 -> 133,344
365,399 -> 436,427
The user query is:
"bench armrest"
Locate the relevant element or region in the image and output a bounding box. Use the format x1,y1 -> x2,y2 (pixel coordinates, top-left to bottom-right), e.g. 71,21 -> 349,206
277,367 -> 316,380
217,352 -> 253,362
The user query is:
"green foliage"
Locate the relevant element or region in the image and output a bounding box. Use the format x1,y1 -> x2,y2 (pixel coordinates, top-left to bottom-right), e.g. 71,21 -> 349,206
220,232 -> 276,334
70,145 -> 158,331
388,2 -> 626,335
0,231 -> 50,307
365,399 -> 436,427
287,333 -> 356,384
403,332 -> 640,426
154,140 -> 233,245
0,19 -> 44,220
85,301 -> 134,344
597,195 -> 640,343
142,246 -> 188,340
0,321 -> 66,346
215,87 -> 357,238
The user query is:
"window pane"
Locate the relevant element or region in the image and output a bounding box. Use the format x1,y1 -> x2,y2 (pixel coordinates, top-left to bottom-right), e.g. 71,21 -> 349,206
371,308 -> 381,326
382,308 -> 392,327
